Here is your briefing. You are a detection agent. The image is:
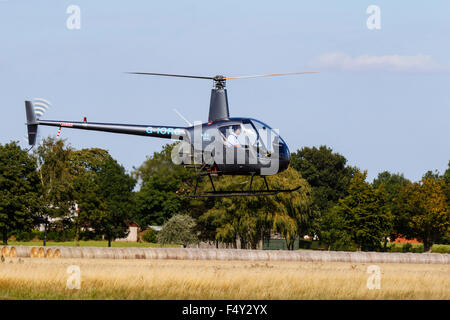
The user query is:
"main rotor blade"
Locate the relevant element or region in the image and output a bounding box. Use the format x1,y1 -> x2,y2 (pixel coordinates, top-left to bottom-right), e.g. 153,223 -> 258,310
126,71 -> 319,81
224,71 -> 319,80
126,72 -> 214,80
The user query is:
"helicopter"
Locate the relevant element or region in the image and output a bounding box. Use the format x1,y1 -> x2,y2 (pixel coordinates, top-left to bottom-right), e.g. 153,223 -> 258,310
25,71 -> 318,197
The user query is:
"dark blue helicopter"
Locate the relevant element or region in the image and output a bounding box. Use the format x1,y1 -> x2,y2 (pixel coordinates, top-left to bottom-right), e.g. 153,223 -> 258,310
25,71 -> 318,197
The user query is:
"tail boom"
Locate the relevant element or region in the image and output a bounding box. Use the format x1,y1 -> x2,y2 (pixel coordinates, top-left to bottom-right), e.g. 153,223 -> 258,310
25,100 -> 187,144
37,119 -> 187,140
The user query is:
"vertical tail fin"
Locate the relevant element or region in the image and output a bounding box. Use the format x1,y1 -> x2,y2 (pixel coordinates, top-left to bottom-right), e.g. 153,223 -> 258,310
25,101 -> 38,146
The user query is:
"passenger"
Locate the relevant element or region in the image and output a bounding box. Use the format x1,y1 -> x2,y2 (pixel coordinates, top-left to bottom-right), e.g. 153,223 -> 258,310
227,125 -> 241,147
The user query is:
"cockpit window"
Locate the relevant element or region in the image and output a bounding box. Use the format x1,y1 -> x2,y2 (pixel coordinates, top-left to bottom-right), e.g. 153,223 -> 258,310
249,119 -> 285,153
219,123 -> 258,147
240,122 -> 258,146
218,120 -> 285,155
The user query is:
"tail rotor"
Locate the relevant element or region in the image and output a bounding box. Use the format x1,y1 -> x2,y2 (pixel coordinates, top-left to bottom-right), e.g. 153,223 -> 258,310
32,98 -> 51,118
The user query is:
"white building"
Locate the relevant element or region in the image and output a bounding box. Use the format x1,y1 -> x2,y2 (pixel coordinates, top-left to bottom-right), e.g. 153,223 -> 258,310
115,222 -> 140,242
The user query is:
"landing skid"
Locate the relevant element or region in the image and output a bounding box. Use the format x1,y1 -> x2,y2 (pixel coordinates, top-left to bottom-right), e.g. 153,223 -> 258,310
181,172 -> 301,198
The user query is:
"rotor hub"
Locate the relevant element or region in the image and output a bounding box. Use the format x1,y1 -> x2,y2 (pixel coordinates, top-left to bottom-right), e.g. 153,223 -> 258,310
213,75 -> 226,89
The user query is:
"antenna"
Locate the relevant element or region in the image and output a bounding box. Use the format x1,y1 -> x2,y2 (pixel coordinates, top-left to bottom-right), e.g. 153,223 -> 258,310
173,108 -> 193,126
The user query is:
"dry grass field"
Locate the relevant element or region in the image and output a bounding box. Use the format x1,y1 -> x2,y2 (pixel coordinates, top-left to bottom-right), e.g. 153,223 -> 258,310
0,257 -> 448,300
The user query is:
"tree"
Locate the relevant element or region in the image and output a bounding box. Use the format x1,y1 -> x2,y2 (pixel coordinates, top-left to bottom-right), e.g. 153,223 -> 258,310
0,142 -> 41,244
94,156 -> 136,247
443,163 -> 450,244
444,161 -> 450,183
70,148 -> 136,247
396,177 -> 449,252
200,177 -> 274,249
72,169 -> 107,244
35,137 -> 75,244
70,148 -> 110,244
265,168 -> 313,249
372,171 -> 410,242
134,143 -> 196,227
443,162 -> 450,243
142,228 -> 158,243
318,207 -> 353,251
290,146 -> 356,234
441,161 -> 450,207
422,170 -> 441,181
332,170 -> 392,251
157,214 -> 198,248
134,182 -> 183,226
198,167 -> 313,250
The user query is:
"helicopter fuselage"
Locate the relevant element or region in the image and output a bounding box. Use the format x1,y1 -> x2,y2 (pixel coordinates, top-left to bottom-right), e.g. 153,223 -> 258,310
35,116 -> 290,177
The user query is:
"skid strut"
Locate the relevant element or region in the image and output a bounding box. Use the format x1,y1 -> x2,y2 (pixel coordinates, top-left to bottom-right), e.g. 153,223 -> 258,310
187,172 -> 301,198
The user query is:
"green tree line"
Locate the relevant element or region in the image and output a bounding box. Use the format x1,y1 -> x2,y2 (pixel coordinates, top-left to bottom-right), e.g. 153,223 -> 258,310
0,139 -> 449,251
1,138 -> 135,247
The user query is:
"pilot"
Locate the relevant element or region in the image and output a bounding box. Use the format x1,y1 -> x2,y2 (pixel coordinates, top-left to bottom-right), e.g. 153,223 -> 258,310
227,125 -> 241,147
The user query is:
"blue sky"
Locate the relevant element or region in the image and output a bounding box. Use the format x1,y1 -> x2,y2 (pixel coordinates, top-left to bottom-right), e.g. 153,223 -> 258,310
1,0 -> 449,182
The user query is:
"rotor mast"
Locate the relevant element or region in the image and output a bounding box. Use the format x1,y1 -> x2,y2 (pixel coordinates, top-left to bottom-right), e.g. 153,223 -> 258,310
209,75 -> 230,122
